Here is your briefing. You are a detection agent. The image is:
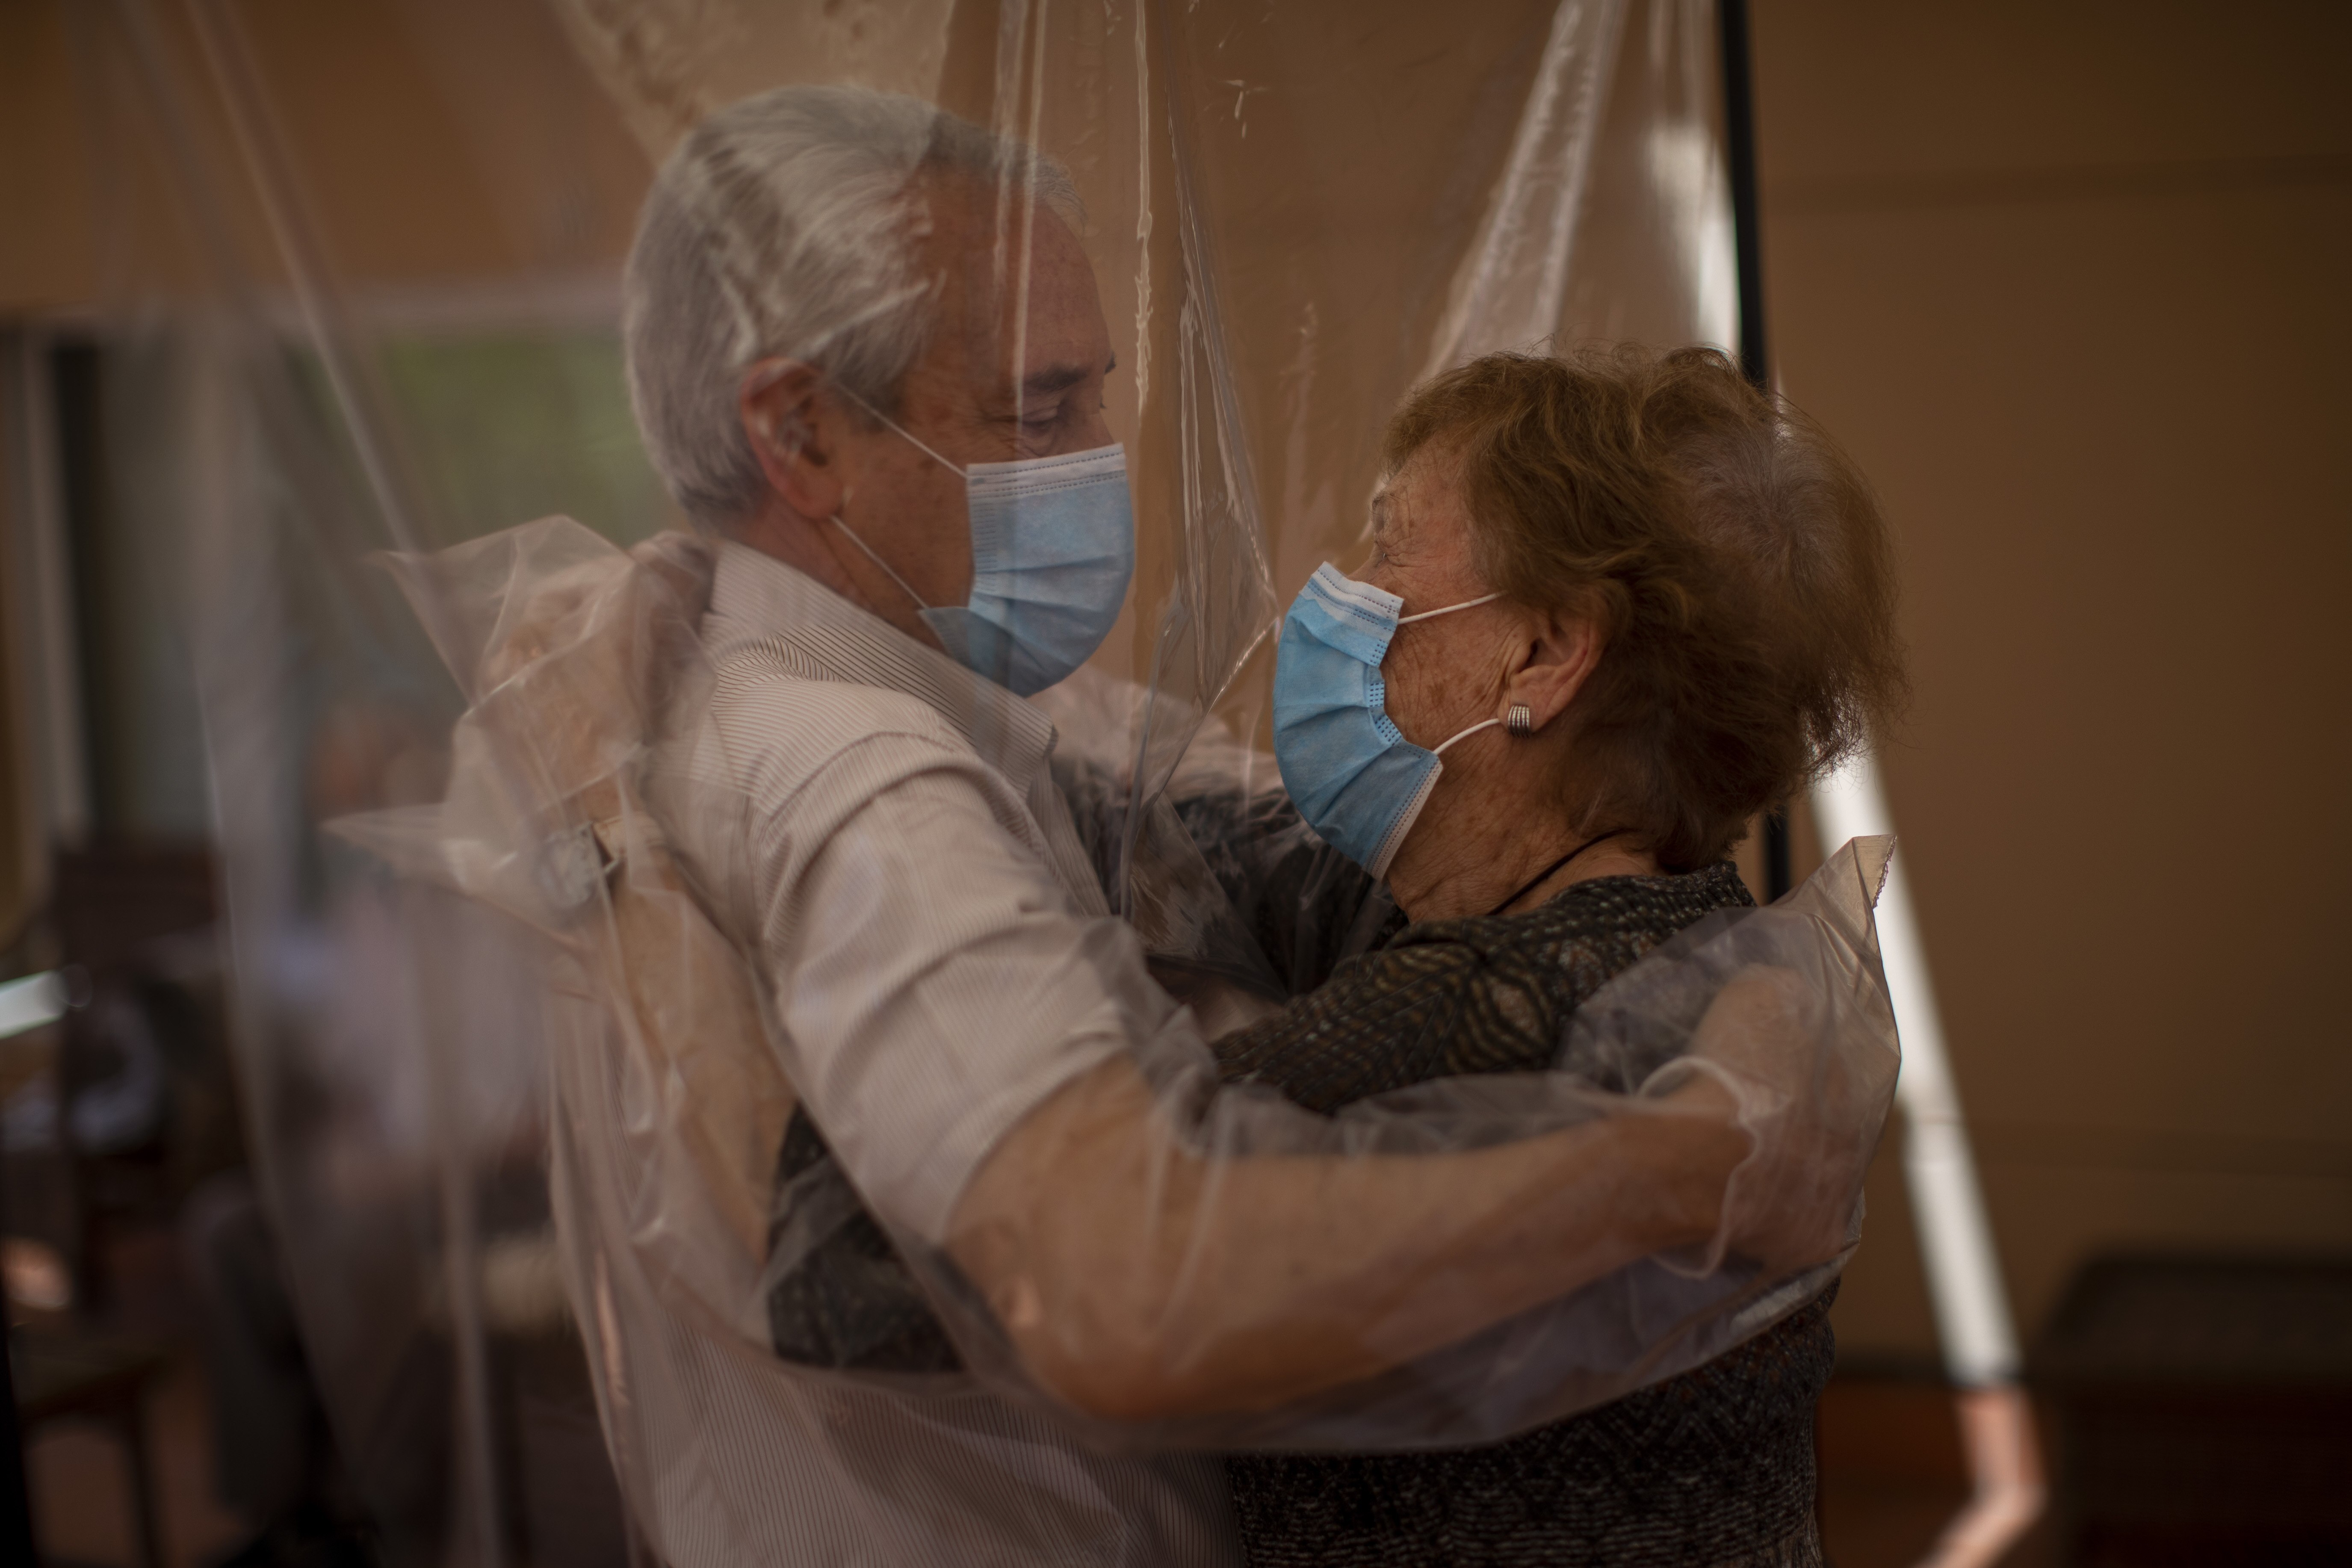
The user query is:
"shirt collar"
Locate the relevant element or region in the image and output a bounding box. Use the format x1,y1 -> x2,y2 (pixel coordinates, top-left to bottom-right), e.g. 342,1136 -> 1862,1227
702,538 -> 1059,793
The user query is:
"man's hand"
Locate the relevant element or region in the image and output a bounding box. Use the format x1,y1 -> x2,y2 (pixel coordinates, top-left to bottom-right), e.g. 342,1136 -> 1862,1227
1682,965 -> 1888,1274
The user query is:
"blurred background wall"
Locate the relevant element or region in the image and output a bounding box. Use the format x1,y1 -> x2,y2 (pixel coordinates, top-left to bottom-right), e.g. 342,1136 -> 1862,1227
1749,0 -> 2352,1367
0,0 -> 2345,1419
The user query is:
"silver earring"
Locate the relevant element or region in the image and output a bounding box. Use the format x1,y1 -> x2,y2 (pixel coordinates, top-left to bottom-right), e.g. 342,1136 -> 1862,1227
1506,702 -> 1534,737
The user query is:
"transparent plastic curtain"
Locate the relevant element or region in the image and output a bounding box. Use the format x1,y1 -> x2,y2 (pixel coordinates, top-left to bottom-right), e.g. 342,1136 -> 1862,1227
60,0 -> 1798,1562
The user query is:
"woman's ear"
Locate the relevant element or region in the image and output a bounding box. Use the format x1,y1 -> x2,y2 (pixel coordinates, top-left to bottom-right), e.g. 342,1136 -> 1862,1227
740,359 -> 850,521
1500,609 -> 1605,733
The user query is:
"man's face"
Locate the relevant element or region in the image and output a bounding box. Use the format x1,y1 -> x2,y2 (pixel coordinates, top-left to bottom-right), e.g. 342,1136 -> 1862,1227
830,178 -> 1117,612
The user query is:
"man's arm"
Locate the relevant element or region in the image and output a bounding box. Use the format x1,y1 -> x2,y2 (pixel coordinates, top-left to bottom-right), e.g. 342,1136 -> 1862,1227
947,1051 -> 1753,1421
740,725 -> 1867,1425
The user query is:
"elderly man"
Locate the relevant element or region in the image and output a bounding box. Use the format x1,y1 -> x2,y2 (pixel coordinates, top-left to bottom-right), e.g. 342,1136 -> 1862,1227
566,84 -> 1867,1565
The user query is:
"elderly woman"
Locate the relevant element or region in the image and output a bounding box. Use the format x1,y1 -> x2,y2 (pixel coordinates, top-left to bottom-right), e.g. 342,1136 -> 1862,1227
1209,343 -> 1903,1566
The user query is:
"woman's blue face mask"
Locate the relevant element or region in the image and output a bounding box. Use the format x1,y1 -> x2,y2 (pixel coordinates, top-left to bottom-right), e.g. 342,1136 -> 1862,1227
829,398 -> 1135,698
1271,563 -> 1501,880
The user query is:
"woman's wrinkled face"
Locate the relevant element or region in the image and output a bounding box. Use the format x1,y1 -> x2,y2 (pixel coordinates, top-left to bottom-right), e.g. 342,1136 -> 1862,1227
1361,448 -> 1518,752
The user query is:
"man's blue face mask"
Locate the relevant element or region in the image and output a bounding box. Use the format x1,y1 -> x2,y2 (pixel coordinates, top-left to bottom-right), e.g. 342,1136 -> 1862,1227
829,396 -> 1135,698
1271,563 -> 1501,880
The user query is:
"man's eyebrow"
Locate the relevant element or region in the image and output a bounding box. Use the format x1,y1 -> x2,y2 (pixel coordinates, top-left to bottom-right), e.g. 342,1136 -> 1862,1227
1017,354 -> 1117,401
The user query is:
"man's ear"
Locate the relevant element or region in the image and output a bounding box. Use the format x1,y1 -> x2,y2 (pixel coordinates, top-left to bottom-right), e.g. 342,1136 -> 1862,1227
1500,608 -> 1605,732
740,359 -> 849,521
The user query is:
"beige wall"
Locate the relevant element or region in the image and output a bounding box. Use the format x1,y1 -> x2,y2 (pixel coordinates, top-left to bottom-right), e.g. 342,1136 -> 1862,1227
0,0 -> 647,311
0,0 -> 98,314
1754,0 -> 2352,1359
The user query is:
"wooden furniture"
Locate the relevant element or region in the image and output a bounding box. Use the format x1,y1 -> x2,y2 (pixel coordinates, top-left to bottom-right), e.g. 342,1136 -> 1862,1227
12,1327 -> 171,1568
2033,1254 -> 2352,1565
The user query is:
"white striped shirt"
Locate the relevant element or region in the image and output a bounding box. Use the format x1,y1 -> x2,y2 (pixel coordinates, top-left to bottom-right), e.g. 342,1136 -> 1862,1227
563,539 -> 1240,1566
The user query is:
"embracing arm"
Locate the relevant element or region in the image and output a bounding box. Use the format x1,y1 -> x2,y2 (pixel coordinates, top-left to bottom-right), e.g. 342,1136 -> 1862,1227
947,1049 -> 1752,1422
749,728 -> 1864,1425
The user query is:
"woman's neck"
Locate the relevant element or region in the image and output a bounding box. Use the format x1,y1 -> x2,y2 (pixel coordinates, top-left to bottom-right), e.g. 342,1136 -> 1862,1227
1388,812 -> 1661,923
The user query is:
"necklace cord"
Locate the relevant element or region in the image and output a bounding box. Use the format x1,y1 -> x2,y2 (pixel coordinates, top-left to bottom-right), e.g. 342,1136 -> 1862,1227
1484,827 -> 1635,918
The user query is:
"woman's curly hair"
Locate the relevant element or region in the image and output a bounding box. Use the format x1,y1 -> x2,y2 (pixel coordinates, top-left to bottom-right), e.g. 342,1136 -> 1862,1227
1385,345 -> 1907,871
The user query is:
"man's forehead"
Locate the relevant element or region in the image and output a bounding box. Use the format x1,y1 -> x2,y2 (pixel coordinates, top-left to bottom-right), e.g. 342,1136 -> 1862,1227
918,183 -> 1103,382
918,177 -> 1087,297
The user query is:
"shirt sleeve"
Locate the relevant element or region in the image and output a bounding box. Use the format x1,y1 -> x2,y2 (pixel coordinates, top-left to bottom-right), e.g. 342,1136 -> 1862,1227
749,735 -> 1190,1244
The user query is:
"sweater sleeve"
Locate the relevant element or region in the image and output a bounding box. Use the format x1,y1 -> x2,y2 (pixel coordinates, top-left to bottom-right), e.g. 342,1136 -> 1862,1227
1211,925 -> 1562,1114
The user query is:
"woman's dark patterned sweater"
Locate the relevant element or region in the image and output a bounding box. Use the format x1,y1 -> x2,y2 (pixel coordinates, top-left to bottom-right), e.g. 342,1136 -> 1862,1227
1214,860 -> 1834,1568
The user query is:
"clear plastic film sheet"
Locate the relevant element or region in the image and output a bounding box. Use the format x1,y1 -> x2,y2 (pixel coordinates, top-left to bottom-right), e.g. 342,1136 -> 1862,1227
55,1 -> 1894,1563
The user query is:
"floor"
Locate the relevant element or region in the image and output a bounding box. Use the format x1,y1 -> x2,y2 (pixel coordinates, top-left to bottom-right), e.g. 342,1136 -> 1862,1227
25,1229 -> 2063,1568
1818,1373 -> 2065,1568
28,1352 -> 243,1568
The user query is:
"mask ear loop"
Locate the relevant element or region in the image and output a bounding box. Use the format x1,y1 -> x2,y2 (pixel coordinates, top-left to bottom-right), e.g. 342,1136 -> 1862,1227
1431,718 -> 1501,754
828,512 -> 934,611
823,386 -> 966,615
1365,713 -> 1499,884
748,366 -> 954,615
1397,591 -> 1500,624
832,383 -> 967,476
1401,590 -> 1507,754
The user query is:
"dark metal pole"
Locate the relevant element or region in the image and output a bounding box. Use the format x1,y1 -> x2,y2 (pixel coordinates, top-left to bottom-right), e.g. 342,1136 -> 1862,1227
0,1268 -> 37,1565
1718,0 -> 1793,900
1721,0 -> 1769,390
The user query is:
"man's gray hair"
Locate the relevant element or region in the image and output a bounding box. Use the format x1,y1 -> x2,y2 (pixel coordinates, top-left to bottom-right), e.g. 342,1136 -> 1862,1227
623,85 -> 1079,529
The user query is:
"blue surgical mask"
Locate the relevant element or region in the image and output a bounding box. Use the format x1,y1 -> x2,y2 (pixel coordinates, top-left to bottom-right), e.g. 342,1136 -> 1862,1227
828,401 -> 1135,697
1271,563 -> 1501,880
